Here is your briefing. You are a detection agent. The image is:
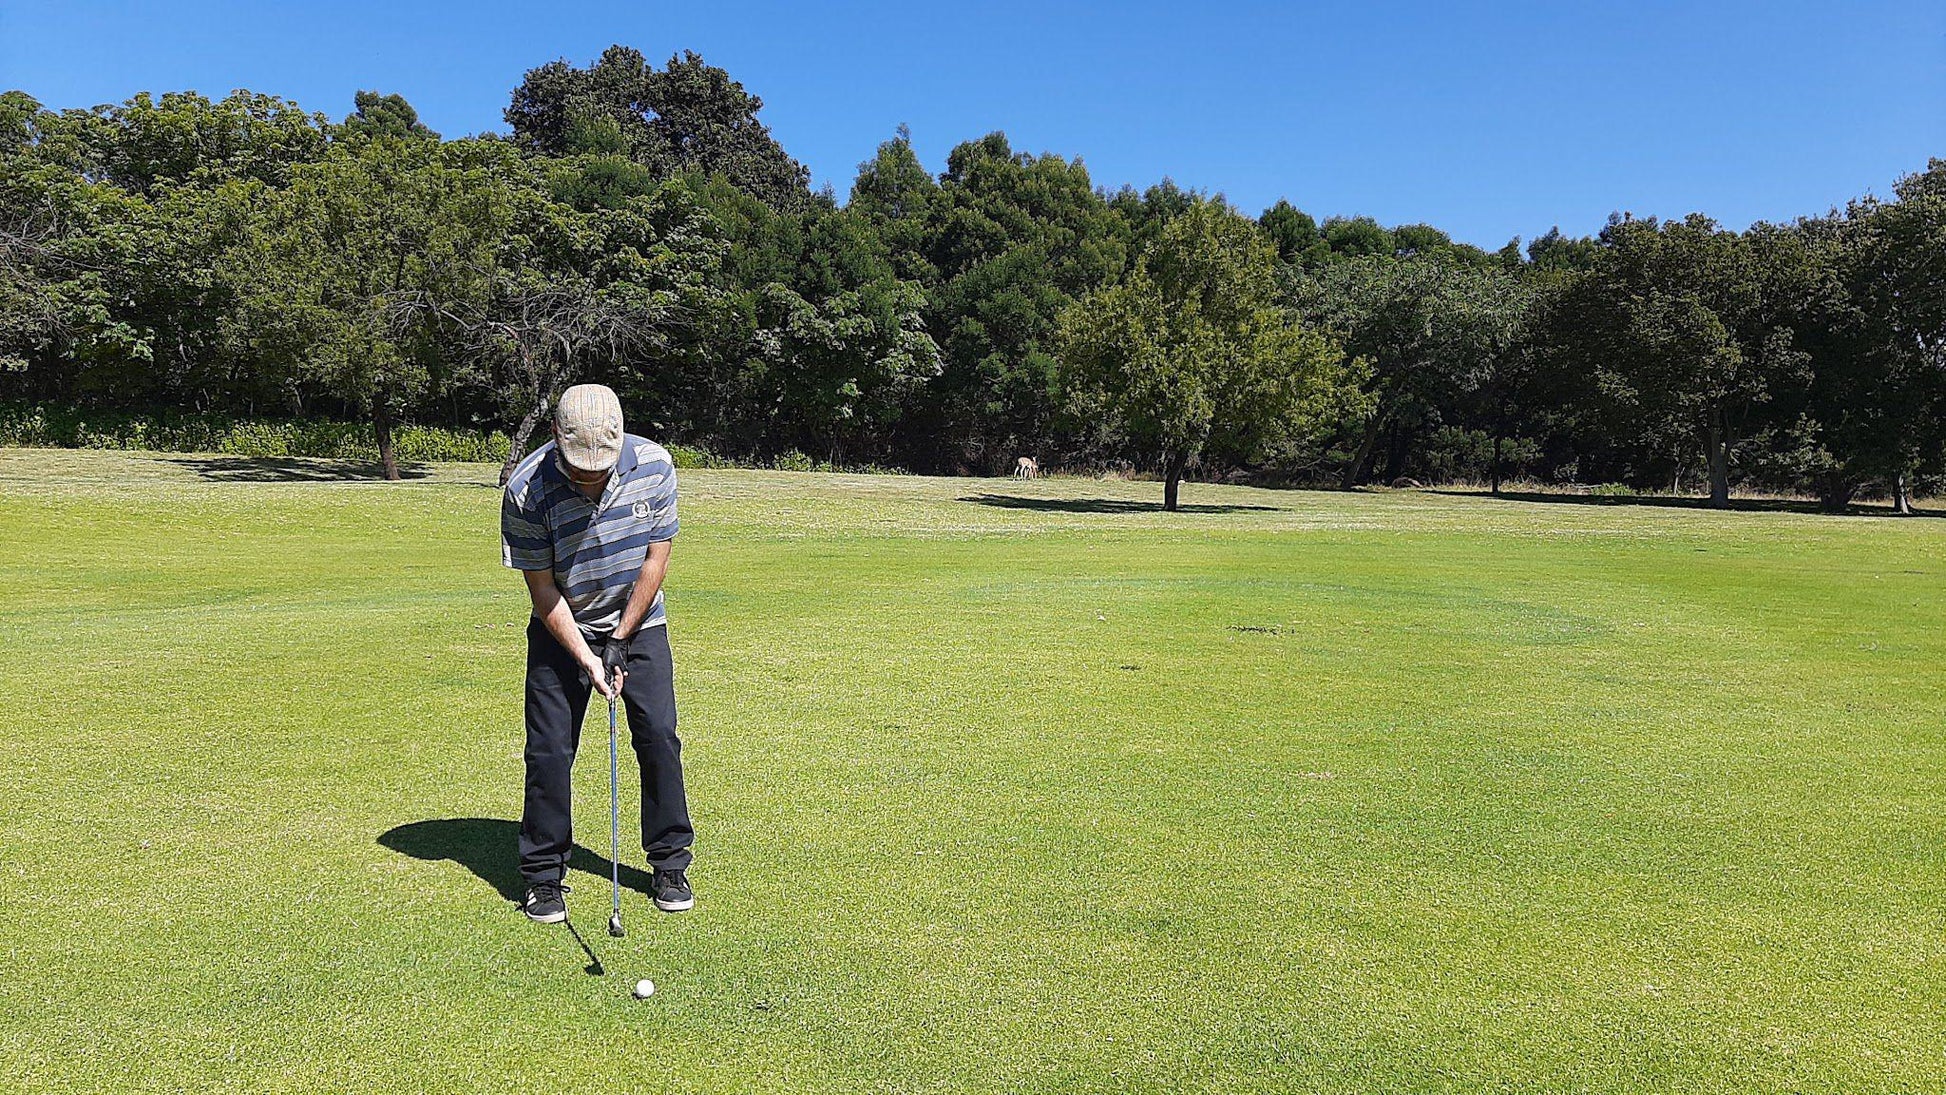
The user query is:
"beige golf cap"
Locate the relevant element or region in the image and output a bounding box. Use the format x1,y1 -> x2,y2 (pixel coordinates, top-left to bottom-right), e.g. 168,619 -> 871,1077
554,383 -> 626,472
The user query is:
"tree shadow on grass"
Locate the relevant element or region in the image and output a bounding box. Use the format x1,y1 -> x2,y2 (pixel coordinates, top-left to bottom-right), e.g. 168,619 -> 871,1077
1427,488 -> 1941,519
377,817 -> 655,905
164,455 -> 431,482
959,492 -> 1280,515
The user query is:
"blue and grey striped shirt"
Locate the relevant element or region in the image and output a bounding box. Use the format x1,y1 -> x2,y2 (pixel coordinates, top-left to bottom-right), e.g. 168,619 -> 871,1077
501,435 -> 679,641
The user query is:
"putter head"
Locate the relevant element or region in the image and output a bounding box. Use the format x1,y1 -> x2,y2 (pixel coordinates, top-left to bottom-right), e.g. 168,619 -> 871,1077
608,914 -> 626,938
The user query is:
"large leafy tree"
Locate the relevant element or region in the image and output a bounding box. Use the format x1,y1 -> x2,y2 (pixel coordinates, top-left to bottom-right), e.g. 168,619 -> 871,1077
1059,199 -> 1350,510
228,136 -> 511,478
49,90 -> 329,197
1548,214 -> 1808,505
1850,165 -> 1946,511
1797,163 -> 1946,511
1259,199 -> 1327,266
1,90 -> 333,410
900,132 -> 1131,470
506,46 -> 810,212
673,172 -> 939,461
1290,252 -> 1530,489
469,153 -> 727,484
0,92 -> 145,391
846,126 -> 939,286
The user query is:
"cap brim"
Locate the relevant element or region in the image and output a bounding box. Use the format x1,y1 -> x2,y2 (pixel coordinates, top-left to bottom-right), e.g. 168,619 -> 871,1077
562,450 -> 620,473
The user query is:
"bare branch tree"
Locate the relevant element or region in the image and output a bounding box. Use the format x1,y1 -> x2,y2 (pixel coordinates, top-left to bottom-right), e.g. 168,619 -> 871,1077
390,269 -> 689,484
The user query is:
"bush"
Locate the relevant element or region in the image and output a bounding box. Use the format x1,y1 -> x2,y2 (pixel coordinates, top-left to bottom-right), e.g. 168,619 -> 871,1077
1586,482 -> 1637,499
0,405 -> 510,464
763,448 -> 908,475
665,444 -> 732,469
771,449 -> 816,472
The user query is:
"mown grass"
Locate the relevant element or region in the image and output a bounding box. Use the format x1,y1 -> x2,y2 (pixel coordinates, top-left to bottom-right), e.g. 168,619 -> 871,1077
1,448 -> 1941,1094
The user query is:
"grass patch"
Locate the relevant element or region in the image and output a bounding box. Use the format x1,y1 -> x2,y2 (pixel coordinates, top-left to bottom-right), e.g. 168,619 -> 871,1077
3,449 -> 1943,1093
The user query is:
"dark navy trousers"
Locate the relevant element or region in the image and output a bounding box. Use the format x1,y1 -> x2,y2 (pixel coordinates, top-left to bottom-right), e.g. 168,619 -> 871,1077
519,618 -> 694,884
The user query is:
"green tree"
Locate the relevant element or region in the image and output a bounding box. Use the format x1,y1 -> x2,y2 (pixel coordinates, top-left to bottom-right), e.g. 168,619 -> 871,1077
1059,199 -> 1349,510
1291,252 -> 1531,489
913,132 -> 1131,469
0,94 -> 167,401
228,137 -> 511,478
340,91 -> 438,142
1527,226 -> 1602,275
1391,223 -> 1452,256
847,126 -> 939,285
1552,214 -> 1807,505
506,46 -> 810,211
1322,215 -> 1393,259
1259,200 -> 1325,266
1797,164 -> 1946,511
470,155 -> 727,483
50,90 -> 329,197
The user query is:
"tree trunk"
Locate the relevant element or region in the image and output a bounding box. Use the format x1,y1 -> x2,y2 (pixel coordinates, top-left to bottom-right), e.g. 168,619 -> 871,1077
499,345 -> 564,487
374,402 -> 400,482
1162,452 -> 1184,512
500,394 -> 550,487
1893,470 -> 1914,516
1489,430 -> 1503,495
1706,418 -> 1729,508
1817,473 -> 1856,512
1341,404 -> 1390,490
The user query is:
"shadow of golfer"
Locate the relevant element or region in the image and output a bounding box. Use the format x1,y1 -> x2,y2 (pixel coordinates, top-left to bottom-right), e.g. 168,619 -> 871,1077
377,817 -> 656,905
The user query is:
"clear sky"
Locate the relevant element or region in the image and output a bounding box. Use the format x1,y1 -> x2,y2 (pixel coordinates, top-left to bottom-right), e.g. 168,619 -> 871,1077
4,1 -> 1942,248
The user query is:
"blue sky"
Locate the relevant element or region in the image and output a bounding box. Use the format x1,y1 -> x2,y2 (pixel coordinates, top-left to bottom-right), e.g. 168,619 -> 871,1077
4,1 -> 1941,248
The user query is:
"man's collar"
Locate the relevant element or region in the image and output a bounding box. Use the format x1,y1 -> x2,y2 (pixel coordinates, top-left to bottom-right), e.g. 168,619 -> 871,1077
543,445 -> 572,486
611,435 -> 640,479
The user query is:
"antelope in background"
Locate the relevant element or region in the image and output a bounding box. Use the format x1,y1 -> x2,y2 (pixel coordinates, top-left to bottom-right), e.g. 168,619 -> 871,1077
1014,456 -> 1040,479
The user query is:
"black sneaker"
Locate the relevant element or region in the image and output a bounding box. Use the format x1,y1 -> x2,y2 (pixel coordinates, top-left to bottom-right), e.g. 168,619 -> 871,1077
652,868 -> 693,912
521,880 -> 569,923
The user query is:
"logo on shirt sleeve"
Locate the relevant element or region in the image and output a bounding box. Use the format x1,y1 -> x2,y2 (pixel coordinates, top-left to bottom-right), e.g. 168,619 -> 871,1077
631,500 -> 653,520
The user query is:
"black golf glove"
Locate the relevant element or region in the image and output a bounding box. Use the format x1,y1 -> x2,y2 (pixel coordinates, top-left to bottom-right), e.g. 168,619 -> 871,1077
602,634 -> 630,686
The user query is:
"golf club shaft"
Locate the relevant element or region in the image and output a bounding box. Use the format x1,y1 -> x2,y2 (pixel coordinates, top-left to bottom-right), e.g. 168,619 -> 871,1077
609,692 -> 621,925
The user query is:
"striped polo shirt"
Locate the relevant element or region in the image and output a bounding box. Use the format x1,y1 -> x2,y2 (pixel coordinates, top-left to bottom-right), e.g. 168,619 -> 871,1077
501,434 -> 679,641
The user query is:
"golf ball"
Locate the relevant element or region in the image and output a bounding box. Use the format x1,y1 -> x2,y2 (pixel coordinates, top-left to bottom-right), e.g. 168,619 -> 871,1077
632,979 -> 656,999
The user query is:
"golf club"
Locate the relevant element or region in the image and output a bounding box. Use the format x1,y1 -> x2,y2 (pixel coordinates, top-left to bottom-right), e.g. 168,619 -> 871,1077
607,684 -> 625,938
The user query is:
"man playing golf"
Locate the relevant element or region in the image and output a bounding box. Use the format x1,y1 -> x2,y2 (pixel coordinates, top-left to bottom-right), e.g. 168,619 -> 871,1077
500,383 -> 694,923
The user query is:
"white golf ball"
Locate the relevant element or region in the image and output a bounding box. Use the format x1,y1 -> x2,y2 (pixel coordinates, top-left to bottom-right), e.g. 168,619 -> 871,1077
632,979 -> 656,999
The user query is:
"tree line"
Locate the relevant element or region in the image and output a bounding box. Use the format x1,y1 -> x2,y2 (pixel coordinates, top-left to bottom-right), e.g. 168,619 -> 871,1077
2,45 -> 1940,509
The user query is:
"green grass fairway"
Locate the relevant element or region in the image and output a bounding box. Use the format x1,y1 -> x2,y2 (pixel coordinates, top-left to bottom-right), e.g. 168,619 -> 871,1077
4,449 -> 1943,1093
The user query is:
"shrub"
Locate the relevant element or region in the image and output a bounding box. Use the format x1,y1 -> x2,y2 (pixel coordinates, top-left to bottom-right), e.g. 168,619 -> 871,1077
771,449 -> 816,472
665,444 -> 732,469
0,405 -> 510,464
